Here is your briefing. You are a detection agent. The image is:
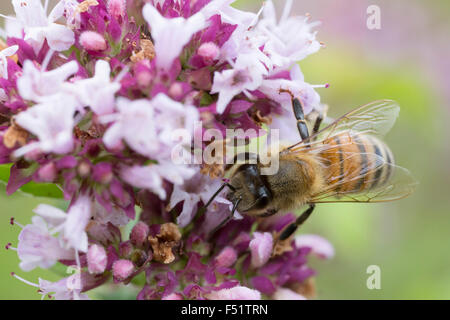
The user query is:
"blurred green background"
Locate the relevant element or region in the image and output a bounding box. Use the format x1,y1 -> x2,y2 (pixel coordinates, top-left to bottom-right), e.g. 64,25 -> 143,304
1,0 -> 450,299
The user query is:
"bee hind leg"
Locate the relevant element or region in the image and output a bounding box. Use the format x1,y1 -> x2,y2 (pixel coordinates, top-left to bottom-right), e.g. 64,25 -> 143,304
279,204 -> 315,240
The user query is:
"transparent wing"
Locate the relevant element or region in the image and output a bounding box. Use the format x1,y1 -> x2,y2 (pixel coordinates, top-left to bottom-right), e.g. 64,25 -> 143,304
286,100 -> 400,151
310,152 -> 418,203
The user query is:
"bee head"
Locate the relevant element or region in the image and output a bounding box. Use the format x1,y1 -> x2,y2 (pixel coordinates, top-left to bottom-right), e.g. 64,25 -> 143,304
227,164 -> 272,215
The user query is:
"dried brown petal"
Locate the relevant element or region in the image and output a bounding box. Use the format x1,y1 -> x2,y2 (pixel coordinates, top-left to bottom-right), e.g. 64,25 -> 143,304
149,237 -> 177,264
148,223 -> 182,264
159,223 -> 182,242
76,0 -> 99,13
200,163 -> 225,179
130,39 -> 155,63
3,122 -> 29,149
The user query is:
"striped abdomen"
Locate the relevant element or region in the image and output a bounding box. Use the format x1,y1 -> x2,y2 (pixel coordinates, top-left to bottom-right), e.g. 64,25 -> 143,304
320,132 -> 394,193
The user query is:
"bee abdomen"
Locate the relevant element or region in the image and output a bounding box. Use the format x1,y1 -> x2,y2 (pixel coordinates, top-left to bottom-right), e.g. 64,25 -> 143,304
321,132 -> 394,194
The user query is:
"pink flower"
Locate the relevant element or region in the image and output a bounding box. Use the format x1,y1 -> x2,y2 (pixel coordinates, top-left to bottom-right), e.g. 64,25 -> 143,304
211,53 -> 268,113
249,232 -> 273,268
29,196 -> 92,254
33,203 -> 68,228
12,273 -> 89,300
295,234 -> 335,259
14,93 -> 79,157
9,0 -> 75,53
102,94 -> 199,160
142,3 -> 206,70
257,0 -> 321,68
17,216 -> 75,271
17,60 -> 79,102
102,97 -> 157,156
162,293 -> 183,300
69,60 -> 121,115
63,195 -> 92,252
79,31 -> 107,51
41,276 -> 89,300
121,162 -> 195,200
207,286 -> 261,300
169,170 -> 222,227
200,0 -> 257,27
260,64 -> 320,115
272,287 -> 307,300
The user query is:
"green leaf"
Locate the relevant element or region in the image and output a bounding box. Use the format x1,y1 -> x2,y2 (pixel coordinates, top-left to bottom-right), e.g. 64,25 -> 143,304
19,181 -> 64,199
0,164 -> 64,199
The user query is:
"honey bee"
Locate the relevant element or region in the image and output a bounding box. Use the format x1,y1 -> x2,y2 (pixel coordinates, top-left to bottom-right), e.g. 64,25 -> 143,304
205,98 -> 417,240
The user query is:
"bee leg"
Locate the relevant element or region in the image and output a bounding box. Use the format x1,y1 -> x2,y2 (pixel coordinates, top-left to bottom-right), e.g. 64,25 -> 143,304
292,98 -> 310,141
279,204 -> 315,240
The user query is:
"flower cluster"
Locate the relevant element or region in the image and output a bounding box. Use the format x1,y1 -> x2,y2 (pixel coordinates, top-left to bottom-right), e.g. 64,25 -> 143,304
1,0 -> 332,300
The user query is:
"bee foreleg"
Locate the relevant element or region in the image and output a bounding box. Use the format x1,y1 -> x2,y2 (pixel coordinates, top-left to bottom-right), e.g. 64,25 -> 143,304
279,204 -> 315,240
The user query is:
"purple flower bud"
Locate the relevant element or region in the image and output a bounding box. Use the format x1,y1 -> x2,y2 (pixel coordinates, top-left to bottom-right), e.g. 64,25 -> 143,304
168,83 -> 183,99
112,259 -> 134,282
136,70 -> 152,88
92,163 -> 113,184
77,161 -> 91,178
198,42 -> 220,63
37,162 -> 56,182
119,240 -> 133,258
87,244 -> 107,274
130,249 -> 148,267
130,221 -> 149,248
80,31 -> 107,51
214,246 -> 237,268
249,232 -> 273,268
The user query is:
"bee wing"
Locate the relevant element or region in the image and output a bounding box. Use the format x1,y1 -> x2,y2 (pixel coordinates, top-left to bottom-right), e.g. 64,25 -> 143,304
286,100 -> 400,151
310,152 -> 418,203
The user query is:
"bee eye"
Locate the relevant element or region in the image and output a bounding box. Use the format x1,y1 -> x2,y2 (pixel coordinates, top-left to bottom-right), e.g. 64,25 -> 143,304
254,194 -> 270,210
